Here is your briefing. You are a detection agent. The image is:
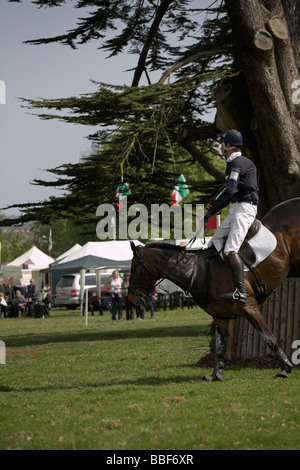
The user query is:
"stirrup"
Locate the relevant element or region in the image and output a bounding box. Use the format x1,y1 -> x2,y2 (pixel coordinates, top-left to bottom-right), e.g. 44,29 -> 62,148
219,288 -> 248,304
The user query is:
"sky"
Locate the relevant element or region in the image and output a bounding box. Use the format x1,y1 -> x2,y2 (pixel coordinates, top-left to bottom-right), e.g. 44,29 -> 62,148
0,0 -> 215,218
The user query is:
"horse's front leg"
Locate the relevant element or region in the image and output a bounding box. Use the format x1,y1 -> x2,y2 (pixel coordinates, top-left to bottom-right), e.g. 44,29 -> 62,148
203,318 -> 228,382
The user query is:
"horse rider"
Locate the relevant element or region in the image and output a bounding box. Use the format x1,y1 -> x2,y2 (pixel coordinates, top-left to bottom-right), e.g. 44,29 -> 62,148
204,129 -> 259,303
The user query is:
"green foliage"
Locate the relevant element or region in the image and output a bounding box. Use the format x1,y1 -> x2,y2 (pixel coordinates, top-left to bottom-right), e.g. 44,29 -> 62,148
3,0 -> 232,228
0,218 -> 94,263
0,230 -> 33,263
9,78 -> 225,227
31,219 -> 92,257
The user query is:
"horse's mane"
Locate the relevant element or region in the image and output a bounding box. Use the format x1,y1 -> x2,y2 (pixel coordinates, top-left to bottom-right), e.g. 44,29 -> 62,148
144,242 -> 214,260
145,242 -> 197,252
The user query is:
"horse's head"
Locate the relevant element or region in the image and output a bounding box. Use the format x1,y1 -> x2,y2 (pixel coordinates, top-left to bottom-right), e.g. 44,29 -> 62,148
128,242 -> 158,307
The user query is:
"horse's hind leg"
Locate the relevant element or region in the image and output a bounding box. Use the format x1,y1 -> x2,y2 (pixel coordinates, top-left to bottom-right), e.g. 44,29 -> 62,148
203,318 -> 228,382
245,306 -> 293,378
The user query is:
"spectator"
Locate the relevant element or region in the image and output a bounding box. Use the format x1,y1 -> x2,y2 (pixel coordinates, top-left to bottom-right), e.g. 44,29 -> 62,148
43,289 -> 52,315
13,290 -> 27,317
27,279 -> 37,300
135,304 -> 144,320
147,287 -> 157,319
105,270 -> 123,320
0,281 -> 5,296
123,272 -> 134,320
41,281 -> 51,297
4,281 -> 14,301
0,293 -> 8,318
26,279 -> 38,316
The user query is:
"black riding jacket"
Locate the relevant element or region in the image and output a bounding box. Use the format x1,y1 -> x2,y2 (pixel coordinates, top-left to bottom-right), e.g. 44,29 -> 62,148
208,153 -> 258,215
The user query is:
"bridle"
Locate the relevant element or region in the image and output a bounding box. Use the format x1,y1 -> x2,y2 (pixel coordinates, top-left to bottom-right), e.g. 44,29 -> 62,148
128,245 -> 191,295
128,246 -> 158,294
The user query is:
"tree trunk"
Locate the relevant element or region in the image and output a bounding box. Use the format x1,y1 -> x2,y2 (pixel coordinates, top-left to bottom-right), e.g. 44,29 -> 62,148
223,0 -> 300,213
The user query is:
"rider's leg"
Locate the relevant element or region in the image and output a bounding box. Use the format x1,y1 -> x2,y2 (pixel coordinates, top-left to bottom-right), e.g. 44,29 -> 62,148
219,251 -> 248,303
219,203 -> 256,303
207,213 -> 231,249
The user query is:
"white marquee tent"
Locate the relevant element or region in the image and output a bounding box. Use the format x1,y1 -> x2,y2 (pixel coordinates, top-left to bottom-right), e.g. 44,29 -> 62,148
5,246 -> 54,287
7,245 -> 54,270
55,243 -> 82,262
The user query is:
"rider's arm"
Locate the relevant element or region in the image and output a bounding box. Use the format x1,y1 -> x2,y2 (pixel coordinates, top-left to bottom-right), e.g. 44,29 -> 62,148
207,170 -> 240,215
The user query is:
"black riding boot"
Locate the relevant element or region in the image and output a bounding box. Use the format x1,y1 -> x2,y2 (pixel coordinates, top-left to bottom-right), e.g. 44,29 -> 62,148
219,252 -> 248,303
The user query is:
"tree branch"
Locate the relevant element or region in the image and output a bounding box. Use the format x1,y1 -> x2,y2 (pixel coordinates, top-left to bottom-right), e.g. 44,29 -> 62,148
131,0 -> 174,87
179,140 -> 225,183
157,47 -> 233,84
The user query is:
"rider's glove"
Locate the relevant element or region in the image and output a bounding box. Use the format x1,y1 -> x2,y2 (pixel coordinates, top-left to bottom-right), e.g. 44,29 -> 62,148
203,205 -> 213,228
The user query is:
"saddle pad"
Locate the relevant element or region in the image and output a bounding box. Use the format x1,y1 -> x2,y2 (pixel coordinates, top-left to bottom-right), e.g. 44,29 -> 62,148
212,223 -> 277,269
247,223 -> 277,268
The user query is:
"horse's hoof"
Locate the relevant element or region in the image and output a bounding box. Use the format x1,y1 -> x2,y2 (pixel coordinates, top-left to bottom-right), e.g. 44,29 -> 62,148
202,374 -> 222,382
202,374 -> 214,382
275,362 -> 292,379
275,370 -> 289,379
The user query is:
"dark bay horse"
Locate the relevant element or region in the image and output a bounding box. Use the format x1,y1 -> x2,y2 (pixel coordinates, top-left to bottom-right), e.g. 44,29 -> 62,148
128,198 -> 300,381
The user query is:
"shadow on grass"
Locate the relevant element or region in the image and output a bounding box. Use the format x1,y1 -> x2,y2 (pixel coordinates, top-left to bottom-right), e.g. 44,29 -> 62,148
0,371 -> 209,394
4,323 -> 211,349
1,364 -> 291,394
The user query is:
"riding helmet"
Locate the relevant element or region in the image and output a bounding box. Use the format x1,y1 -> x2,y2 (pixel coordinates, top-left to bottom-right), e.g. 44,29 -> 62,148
218,129 -> 243,147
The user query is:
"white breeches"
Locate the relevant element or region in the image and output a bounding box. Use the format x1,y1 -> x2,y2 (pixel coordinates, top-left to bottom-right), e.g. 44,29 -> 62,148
209,202 -> 257,256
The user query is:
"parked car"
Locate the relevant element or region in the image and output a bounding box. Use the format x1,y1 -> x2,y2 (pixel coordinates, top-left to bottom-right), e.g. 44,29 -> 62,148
55,272 -> 111,309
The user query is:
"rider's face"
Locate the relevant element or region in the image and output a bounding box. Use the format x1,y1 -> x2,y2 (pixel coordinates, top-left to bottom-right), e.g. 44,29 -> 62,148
221,142 -> 227,157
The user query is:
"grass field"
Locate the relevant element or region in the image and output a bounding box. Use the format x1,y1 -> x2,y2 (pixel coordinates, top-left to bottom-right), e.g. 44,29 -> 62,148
0,306 -> 299,450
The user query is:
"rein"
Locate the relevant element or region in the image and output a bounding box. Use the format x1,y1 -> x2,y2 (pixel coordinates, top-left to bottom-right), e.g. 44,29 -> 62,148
128,246 -> 159,293
129,245 -> 196,296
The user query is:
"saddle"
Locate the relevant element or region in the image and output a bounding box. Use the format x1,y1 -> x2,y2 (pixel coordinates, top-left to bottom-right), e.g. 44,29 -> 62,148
213,219 -> 276,271
205,219 -> 275,305
245,219 -> 261,241
240,219 -> 262,267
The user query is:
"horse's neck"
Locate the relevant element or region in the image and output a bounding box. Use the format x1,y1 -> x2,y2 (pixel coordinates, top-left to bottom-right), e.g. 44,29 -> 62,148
147,248 -> 204,291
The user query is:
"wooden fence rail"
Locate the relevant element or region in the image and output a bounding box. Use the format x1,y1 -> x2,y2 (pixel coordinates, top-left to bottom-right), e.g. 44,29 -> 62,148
225,278 -> 300,360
